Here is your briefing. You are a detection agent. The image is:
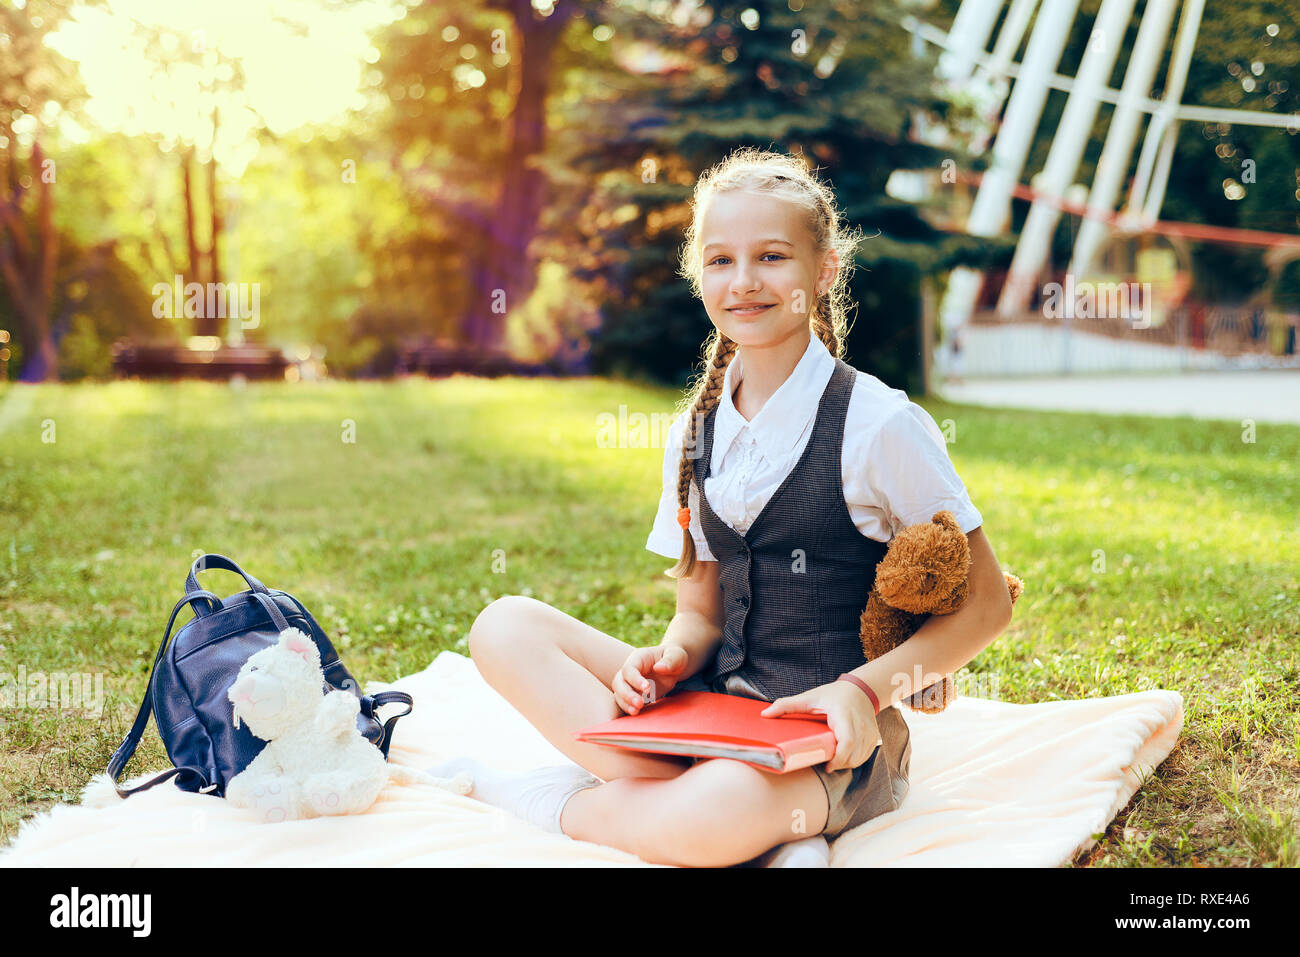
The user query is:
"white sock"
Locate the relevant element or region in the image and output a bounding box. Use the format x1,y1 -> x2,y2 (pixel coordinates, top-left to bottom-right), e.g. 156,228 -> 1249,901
427,756 -> 602,835
759,835 -> 832,868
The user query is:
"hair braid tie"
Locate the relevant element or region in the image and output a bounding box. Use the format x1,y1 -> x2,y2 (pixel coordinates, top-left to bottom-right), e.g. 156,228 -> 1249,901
676,506 -> 691,530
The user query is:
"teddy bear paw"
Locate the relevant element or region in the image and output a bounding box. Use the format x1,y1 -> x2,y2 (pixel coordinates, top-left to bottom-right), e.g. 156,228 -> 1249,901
307,785 -> 344,816
250,780 -> 296,824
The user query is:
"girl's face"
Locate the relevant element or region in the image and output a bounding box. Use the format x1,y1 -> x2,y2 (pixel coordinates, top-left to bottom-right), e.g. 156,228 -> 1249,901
698,189 -> 838,348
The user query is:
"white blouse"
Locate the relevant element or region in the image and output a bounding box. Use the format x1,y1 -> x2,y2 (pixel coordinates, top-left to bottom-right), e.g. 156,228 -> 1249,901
646,329 -> 983,561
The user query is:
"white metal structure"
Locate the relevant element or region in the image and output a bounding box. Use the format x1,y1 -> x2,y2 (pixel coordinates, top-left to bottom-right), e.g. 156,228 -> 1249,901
908,0 -> 1290,344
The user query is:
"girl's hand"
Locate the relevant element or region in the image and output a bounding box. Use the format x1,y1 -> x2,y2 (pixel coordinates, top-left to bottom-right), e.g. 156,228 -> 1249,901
760,681 -> 883,773
612,644 -> 690,715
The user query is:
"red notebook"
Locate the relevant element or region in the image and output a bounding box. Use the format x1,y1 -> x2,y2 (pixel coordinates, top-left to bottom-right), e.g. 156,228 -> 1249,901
573,690 -> 839,773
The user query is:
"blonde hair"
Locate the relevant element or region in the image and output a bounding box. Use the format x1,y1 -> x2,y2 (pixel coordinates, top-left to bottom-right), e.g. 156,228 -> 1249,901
666,147 -> 863,580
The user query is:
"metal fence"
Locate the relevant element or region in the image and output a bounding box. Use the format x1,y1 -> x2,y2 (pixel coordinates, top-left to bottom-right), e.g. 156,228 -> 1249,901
940,305 -> 1300,378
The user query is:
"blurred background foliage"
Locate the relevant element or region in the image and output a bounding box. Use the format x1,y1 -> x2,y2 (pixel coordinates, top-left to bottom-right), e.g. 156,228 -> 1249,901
1,0 -> 1297,389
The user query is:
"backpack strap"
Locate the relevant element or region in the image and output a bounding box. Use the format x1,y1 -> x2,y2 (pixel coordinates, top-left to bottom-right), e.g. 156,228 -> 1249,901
106,591 -> 223,799
363,691 -> 414,758
112,766 -> 212,797
249,590 -> 290,632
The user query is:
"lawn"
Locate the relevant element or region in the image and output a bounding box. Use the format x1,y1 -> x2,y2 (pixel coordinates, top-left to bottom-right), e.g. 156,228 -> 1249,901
1,377 -> 1297,865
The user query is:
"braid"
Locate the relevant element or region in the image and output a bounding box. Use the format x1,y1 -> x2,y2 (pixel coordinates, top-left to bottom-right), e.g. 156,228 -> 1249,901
811,300 -> 842,359
806,187 -> 850,361
666,330 -> 737,580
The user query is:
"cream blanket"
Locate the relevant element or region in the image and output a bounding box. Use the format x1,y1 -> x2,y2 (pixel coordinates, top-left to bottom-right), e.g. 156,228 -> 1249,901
0,651 -> 1182,867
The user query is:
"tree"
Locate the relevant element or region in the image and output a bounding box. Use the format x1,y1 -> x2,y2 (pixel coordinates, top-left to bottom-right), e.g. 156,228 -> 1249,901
540,0 -> 999,392
125,22 -> 255,337
1158,0 -> 1300,304
468,0 -> 580,349
370,0 -> 582,352
0,0 -> 85,381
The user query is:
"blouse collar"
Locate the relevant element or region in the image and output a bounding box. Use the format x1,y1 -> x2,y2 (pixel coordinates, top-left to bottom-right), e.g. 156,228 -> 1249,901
712,329 -> 836,468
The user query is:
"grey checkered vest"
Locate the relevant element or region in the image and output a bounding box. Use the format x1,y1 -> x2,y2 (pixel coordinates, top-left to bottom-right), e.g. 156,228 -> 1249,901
693,356 -> 889,701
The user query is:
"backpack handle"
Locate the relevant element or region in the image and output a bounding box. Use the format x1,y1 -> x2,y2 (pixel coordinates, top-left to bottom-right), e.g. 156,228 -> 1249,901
186,553 -> 269,602
106,591 -> 223,798
362,691 -> 414,758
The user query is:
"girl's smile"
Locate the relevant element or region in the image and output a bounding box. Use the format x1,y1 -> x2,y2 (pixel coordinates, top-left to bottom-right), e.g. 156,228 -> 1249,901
727,302 -> 777,317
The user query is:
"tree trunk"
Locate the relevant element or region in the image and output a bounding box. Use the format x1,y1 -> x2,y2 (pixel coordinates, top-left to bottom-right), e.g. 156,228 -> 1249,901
460,0 -> 575,350
209,106 -> 222,294
0,140 -> 59,382
181,145 -> 215,336
17,309 -> 58,382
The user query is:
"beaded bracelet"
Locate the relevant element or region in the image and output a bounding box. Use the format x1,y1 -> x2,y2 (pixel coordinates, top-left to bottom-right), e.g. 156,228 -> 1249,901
836,673 -> 880,716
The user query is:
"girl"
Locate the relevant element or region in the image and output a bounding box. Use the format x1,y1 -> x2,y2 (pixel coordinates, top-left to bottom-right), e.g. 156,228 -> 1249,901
431,148 -> 1013,868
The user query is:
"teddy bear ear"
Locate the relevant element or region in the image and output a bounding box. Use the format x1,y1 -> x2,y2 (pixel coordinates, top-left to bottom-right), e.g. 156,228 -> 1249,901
931,510 -> 959,532
281,628 -> 316,660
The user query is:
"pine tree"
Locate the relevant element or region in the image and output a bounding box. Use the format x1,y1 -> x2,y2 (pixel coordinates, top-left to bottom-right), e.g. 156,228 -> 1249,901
541,0 -> 1003,392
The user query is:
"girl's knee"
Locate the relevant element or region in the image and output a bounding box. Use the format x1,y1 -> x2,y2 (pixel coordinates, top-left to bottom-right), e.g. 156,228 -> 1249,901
467,595 -> 541,660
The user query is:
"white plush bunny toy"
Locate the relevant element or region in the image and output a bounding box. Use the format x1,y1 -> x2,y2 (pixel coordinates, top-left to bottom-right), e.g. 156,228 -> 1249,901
224,627 -> 471,823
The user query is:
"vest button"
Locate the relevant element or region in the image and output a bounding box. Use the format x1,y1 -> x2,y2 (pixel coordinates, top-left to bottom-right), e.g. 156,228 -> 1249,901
737,595 -> 749,608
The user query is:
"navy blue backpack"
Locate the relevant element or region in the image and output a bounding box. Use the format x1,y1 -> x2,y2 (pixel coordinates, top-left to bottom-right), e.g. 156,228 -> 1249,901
107,554 -> 413,798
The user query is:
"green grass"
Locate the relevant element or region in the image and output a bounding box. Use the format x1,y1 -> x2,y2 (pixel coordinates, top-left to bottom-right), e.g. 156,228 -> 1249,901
1,377 -> 1297,865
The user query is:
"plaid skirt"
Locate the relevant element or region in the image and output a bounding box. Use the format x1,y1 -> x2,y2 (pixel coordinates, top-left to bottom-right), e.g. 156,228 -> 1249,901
670,669 -> 911,838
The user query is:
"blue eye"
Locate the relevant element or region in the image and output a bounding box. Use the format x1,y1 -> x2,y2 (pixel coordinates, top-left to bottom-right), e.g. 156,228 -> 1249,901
707,252 -> 787,266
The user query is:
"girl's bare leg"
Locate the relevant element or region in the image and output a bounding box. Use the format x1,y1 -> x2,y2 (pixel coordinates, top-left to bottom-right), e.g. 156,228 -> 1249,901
466,595 -> 832,866
560,756 -> 831,867
466,595 -> 694,781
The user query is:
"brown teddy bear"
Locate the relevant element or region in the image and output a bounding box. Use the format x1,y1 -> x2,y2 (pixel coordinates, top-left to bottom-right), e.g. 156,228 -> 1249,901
859,510 -> 1024,714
